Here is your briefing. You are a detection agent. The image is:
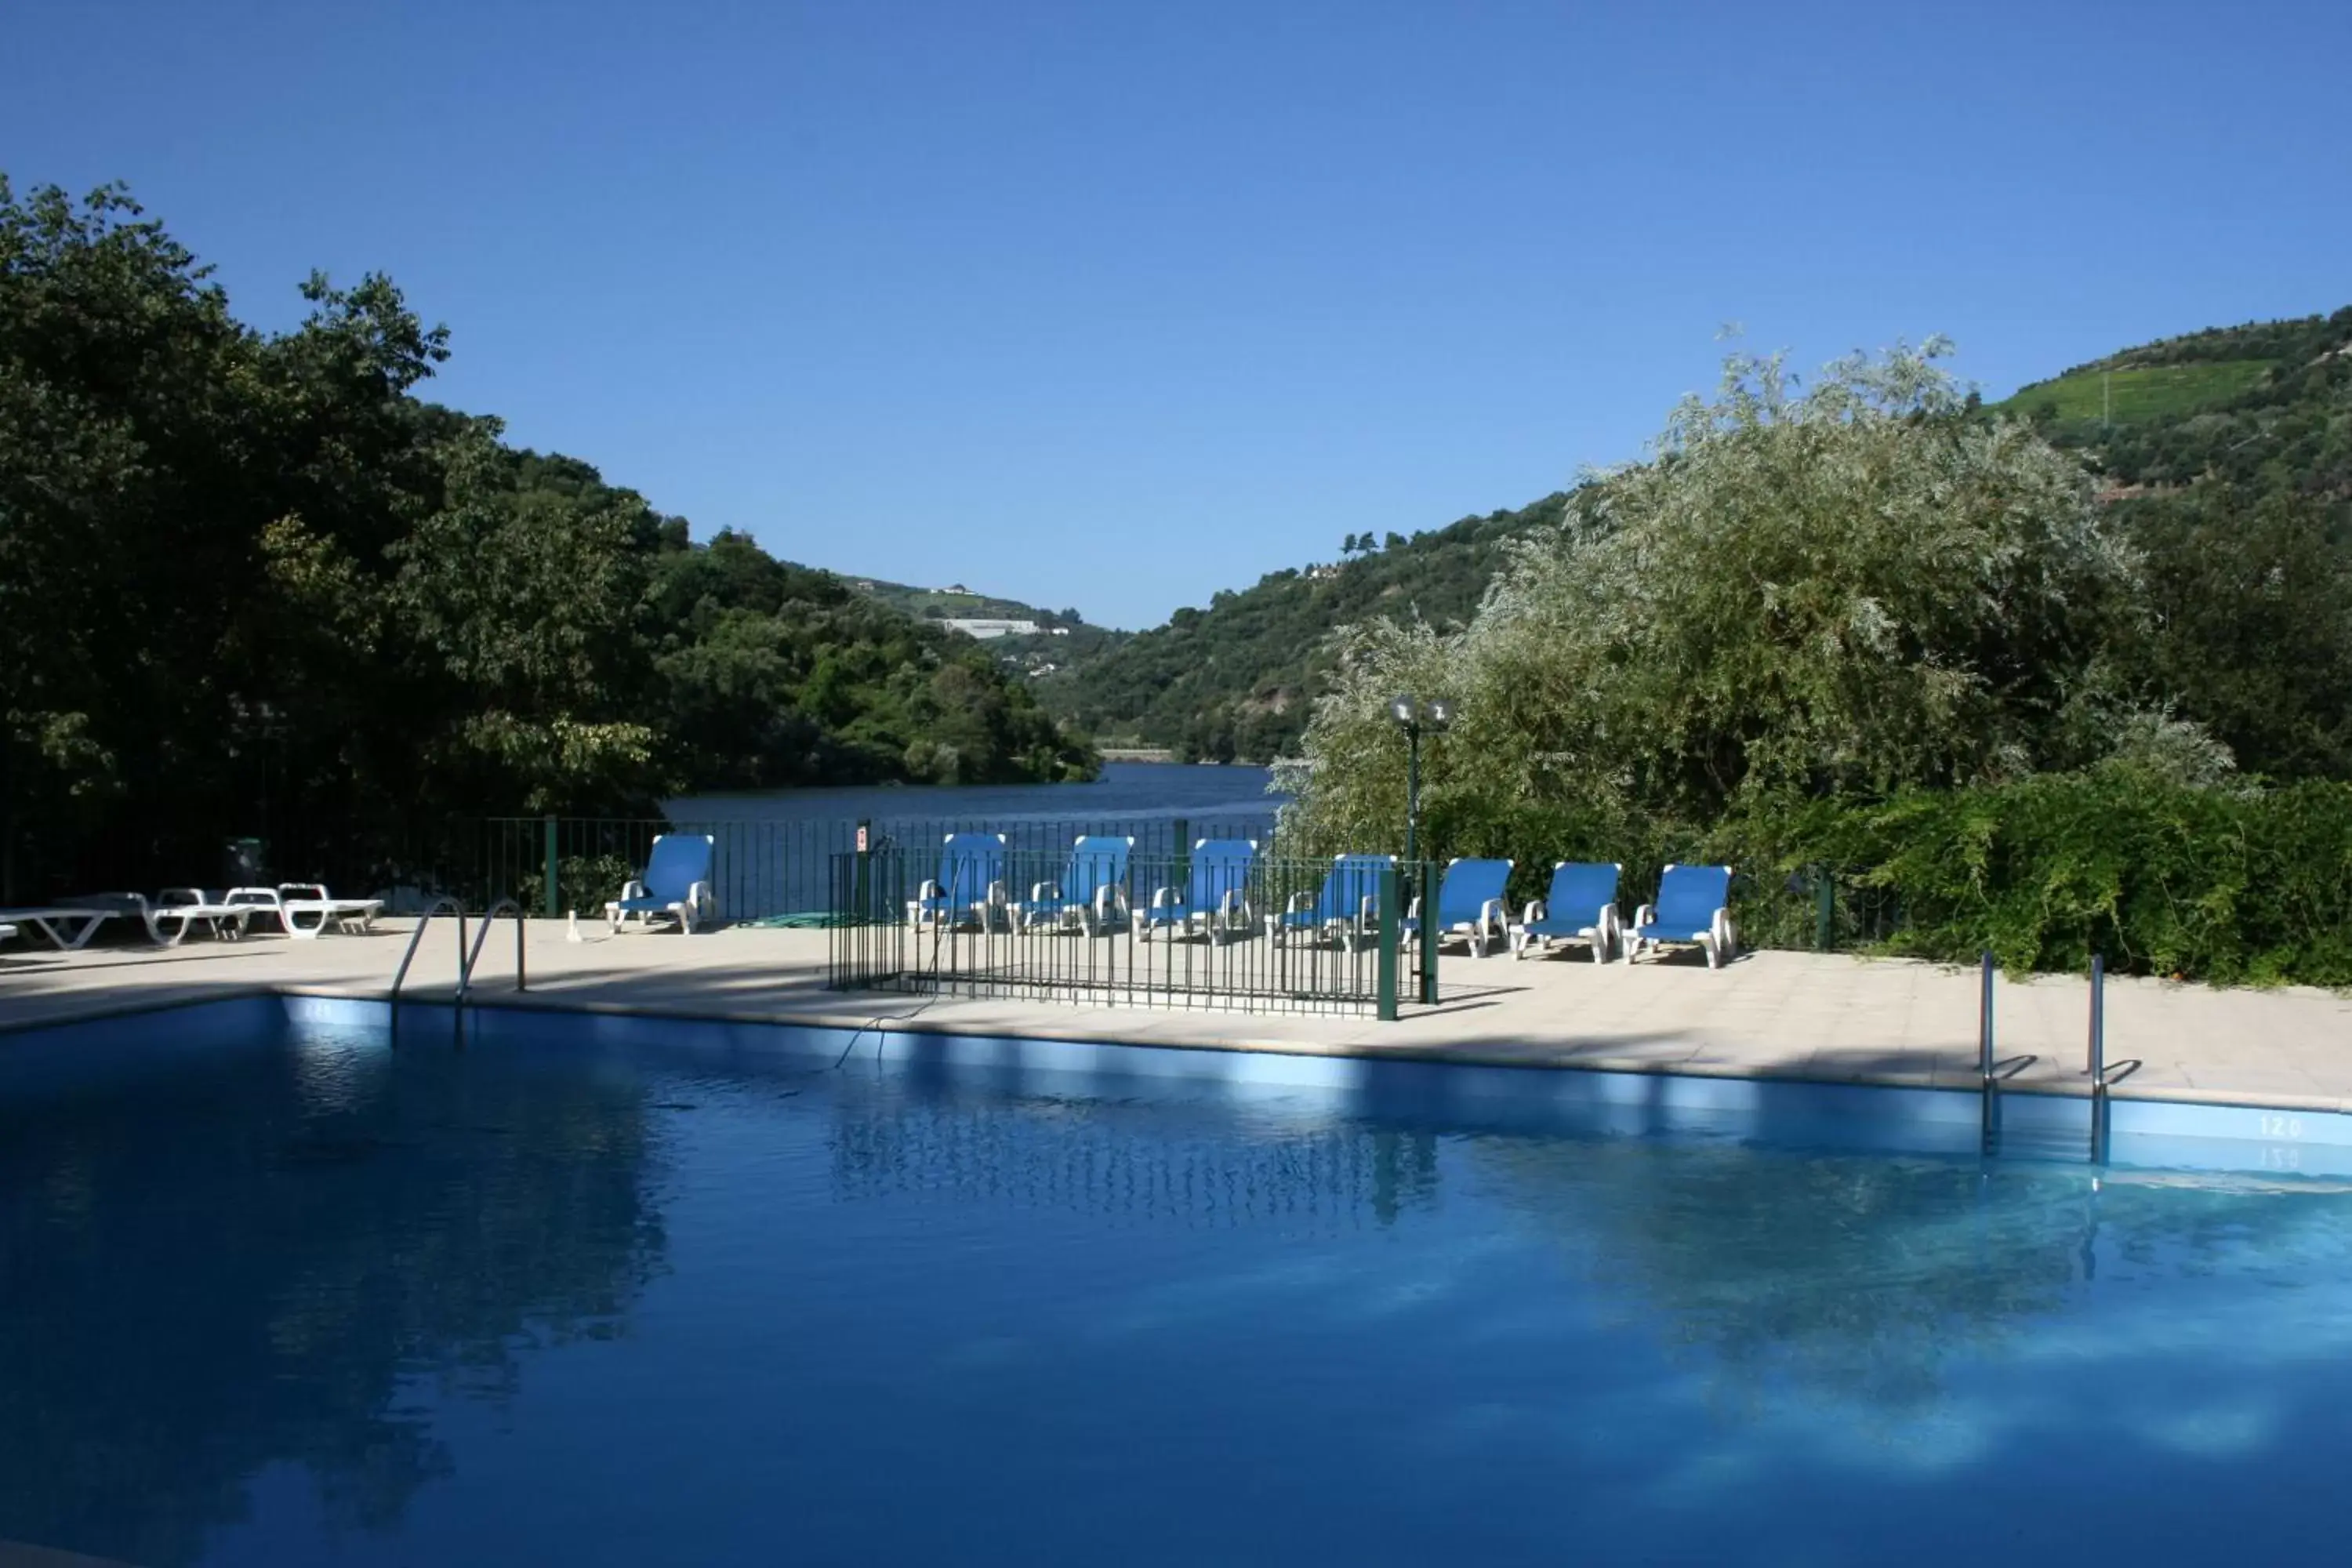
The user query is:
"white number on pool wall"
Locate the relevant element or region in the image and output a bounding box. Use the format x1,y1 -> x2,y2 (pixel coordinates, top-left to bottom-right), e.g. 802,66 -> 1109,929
2258,1115 -> 2305,1140
2260,1146 -> 2302,1172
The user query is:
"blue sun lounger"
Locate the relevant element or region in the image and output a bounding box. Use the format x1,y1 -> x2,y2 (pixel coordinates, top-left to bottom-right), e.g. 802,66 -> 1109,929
604,833 -> 718,934
1511,862 -> 1621,963
1626,863 -> 1736,968
1401,857 -> 1514,957
1135,838 -> 1258,943
1270,854 -> 1396,952
1014,835 -> 1134,935
906,833 -> 1010,931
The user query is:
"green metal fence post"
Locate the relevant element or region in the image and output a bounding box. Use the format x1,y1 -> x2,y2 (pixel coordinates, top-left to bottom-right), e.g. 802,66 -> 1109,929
1377,865 -> 1401,1022
1814,867 -> 1834,952
1420,860 -> 1441,1004
854,818 -> 872,924
542,815 -> 559,918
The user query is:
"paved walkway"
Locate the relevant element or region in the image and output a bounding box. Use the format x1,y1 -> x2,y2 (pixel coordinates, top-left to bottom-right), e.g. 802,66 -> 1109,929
4,920 -> 2349,1111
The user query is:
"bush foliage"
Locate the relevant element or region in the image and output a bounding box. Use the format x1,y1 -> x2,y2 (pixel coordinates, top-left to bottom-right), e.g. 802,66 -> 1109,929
1281,343 -> 2352,985
1781,774 -> 2352,986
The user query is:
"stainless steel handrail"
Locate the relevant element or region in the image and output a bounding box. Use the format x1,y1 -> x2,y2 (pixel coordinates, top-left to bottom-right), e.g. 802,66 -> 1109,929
464,898 -> 528,997
390,898 -> 470,1002
2088,952 -> 2108,1163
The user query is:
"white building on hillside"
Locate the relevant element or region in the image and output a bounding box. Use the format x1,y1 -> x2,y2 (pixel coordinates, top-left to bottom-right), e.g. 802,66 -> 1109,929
944,618 -> 1041,640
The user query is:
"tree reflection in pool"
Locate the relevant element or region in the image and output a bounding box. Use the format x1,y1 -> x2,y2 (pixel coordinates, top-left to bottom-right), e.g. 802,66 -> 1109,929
1,1026 -> 2344,1565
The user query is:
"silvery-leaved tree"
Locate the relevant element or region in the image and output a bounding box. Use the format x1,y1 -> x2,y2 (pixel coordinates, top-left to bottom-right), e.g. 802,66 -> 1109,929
1281,341 -> 2216,859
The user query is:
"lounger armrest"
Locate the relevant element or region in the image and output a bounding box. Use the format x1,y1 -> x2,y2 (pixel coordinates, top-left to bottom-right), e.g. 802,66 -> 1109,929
1149,886 -> 1181,911
160,887 -> 207,908
687,879 -> 715,917
1357,893 -> 1377,928
986,880 -> 1009,907
620,878 -> 648,903
1520,898 -> 1546,924
1283,891 -> 1315,916
1093,885 -> 1119,920
1030,880 -> 1062,903
278,883 -> 328,901
1479,897 -> 1508,929
1403,893 -> 1424,922
1634,903 -> 1656,930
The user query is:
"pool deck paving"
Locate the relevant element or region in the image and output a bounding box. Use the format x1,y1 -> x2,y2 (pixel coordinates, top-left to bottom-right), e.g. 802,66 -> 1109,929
5,919 -> 2349,1112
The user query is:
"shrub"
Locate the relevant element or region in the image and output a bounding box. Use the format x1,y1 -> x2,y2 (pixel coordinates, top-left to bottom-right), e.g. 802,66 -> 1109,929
1737,775 -> 2352,985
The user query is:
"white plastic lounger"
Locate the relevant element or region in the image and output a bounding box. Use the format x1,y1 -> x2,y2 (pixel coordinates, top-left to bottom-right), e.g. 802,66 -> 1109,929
1402,857 -> 1514,957
0,905 -> 129,950
1270,855 -> 1396,953
225,884 -> 385,939
1014,836 -> 1134,936
1625,864 -> 1737,969
1512,862 -> 1623,964
906,833 -> 1008,933
0,923 -> 16,946
146,888 -> 256,945
1134,839 -> 1258,944
605,834 -> 719,935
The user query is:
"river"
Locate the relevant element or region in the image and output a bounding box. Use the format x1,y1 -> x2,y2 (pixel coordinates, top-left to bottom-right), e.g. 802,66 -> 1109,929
668,761 -> 1283,826
658,764 -> 1287,917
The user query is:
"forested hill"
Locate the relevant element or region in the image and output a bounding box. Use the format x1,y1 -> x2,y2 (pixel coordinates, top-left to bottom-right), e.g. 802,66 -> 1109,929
1987,306 -> 2352,498
1032,495 -> 1569,761
848,577 -> 1131,684
1988,306 -> 2352,781
1043,307 -> 2352,767
0,179 -> 1091,897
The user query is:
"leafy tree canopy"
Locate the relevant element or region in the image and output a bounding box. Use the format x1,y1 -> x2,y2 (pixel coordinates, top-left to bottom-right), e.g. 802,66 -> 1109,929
0,179 -> 1091,895
1282,343 -> 2223,851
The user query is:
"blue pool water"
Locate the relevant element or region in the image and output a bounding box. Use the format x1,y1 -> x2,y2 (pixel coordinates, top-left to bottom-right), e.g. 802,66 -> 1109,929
3,1006 -> 2348,1565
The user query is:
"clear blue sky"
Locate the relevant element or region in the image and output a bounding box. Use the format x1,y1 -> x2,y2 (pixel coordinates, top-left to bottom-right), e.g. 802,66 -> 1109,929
8,1 -> 2349,628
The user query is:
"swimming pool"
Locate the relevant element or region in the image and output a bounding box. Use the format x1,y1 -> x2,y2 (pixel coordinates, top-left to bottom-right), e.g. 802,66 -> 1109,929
3,999 -> 2347,1564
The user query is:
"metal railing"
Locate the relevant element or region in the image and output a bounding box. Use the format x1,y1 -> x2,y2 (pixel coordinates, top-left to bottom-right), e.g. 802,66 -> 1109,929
143,813 -> 1932,966
826,850 -> 1441,1017
464,898 -> 528,998
389,895 -> 525,1018
1976,949 -> 2139,1164
422,811 -> 1287,924
390,898 -> 468,1002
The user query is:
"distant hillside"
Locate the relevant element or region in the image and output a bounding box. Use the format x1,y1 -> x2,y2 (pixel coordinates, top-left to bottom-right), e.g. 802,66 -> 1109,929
1987,358 -> 2275,426
1993,305 -> 2352,782
1033,495 -> 1569,761
1038,306 -> 2352,769
847,576 -> 1131,684
1987,307 -> 2352,497
852,577 -> 1060,623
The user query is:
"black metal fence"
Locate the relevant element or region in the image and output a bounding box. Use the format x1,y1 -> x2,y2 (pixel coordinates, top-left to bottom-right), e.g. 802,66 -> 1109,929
142,809 -> 1905,965
826,850 -> 1443,1017
351,811 -> 1286,921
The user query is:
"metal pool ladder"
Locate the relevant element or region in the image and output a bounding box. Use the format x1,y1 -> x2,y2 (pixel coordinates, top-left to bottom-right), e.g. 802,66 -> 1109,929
390,898 -> 527,1040
1979,950 -> 2123,1163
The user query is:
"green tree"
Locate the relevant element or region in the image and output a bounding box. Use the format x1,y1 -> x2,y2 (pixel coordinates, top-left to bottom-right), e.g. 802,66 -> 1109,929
387,426 -> 662,813
2129,487 -> 2352,781
1283,343 -> 2192,855
0,176 -> 1096,897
